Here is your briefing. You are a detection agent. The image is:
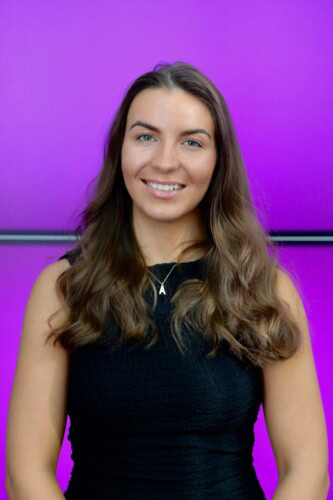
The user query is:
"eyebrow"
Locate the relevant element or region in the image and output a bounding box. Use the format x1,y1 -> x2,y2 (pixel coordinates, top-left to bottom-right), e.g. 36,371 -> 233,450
129,120 -> 212,140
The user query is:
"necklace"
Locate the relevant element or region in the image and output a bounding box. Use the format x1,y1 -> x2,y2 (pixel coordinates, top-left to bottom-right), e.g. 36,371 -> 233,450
147,263 -> 177,295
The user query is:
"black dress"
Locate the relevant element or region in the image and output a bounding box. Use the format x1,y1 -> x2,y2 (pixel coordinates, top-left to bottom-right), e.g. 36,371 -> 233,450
59,250 -> 265,499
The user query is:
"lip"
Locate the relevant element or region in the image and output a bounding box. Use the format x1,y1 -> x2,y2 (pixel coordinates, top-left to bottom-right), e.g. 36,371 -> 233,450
142,178 -> 186,186
142,179 -> 186,199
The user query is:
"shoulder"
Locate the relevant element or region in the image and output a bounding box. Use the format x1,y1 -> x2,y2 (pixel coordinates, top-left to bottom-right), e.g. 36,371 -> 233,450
49,256 -> 72,275
37,257 -> 71,294
275,268 -> 301,305
274,268 -> 308,340
25,258 -> 71,328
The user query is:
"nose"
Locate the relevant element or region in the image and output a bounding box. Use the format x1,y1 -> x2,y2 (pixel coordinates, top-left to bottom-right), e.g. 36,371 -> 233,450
151,140 -> 180,171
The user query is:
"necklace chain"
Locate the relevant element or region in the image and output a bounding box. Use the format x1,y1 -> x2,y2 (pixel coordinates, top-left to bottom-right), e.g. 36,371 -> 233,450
148,263 -> 177,295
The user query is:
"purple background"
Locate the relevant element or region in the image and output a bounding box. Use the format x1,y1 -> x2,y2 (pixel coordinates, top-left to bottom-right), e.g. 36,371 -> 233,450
1,1 -> 332,498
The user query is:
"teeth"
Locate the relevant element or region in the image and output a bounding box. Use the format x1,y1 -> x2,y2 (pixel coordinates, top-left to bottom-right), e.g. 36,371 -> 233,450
147,182 -> 183,191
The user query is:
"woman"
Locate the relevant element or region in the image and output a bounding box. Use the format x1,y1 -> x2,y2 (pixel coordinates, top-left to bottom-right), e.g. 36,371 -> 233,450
6,61 -> 329,499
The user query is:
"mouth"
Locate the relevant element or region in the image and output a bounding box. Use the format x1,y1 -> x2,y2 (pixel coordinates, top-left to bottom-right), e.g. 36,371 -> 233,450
141,179 -> 186,188
141,179 -> 186,198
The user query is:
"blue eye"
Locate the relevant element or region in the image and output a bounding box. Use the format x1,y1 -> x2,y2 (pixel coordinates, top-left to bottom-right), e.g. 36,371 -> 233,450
137,134 -> 153,142
136,134 -> 202,148
184,139 -> 202,148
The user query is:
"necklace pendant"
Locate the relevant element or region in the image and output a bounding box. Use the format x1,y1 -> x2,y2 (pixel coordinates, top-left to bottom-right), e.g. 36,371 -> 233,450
159,284 -> 166,295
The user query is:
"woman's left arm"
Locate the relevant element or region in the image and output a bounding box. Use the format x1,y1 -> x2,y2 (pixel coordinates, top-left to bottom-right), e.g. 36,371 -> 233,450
261,269 -> 330,499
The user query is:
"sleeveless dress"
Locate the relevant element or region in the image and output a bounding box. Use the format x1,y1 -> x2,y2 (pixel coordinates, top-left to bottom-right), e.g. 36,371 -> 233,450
59,250 -> 265,499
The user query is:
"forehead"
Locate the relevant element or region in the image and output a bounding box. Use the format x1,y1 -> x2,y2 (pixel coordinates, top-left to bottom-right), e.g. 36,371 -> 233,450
127,88 -> 214,130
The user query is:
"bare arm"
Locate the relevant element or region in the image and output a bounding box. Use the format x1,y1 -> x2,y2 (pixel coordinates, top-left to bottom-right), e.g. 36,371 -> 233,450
262,270 -> 330,499
6,471 -> 65,500
6,258 -> 71,499
271,472 -> 329,500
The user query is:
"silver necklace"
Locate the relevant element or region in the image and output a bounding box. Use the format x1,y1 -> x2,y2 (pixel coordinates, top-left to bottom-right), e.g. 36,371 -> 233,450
148,263 -> 177,295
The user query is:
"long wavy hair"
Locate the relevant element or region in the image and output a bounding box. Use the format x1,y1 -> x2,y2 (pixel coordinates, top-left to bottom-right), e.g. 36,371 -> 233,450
47,61 -> 303,367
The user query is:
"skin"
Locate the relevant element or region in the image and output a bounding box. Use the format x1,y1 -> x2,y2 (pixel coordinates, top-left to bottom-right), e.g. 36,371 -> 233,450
121,87 -> 217,266
263,270 -> 330,498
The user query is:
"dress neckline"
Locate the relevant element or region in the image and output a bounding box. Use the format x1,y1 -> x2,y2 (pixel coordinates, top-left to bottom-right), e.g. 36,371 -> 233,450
147,256 -> 204,269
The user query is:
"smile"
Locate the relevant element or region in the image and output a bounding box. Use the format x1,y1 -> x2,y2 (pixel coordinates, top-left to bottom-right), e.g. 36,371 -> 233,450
142,180 -> 186,199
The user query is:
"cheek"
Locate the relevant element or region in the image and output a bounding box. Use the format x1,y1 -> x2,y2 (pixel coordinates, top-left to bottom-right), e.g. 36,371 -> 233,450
121,149 -> 137,179
122,141 -> 147,172
194,165 -> 215,189
191,151 -> 216,180
203,157 -> 216,185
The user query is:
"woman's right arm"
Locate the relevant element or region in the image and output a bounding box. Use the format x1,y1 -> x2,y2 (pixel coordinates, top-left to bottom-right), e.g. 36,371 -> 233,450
6,258 -> 71,499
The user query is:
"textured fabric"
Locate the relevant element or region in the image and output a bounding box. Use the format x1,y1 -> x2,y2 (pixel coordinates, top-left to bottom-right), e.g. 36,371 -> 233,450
59,250 -> 265,499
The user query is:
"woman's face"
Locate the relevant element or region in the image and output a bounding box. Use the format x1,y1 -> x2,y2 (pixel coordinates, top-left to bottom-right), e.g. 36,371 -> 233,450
121,87 -> 217,226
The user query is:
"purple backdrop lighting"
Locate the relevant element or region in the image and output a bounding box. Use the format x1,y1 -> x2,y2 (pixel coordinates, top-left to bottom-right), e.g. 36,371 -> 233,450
1,0 -> 332,231
1,1 -> 332,498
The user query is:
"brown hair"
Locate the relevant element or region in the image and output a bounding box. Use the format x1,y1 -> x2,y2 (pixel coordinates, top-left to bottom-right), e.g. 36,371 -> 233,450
47,61 -> 302,367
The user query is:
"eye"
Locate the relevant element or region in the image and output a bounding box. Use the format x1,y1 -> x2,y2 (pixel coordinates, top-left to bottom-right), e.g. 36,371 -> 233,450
135,134 -> 203,148
184,139 -> 203,148
136,134 -> 154,142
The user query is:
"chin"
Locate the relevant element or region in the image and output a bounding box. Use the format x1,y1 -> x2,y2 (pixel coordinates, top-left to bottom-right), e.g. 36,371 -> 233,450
143,210 -> 186,222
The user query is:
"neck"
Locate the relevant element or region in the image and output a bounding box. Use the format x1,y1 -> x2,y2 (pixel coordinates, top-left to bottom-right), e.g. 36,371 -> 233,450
132,207 -> 206,266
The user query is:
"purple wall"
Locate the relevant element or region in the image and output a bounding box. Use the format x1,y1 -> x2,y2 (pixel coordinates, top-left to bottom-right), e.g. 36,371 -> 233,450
1,1 -> 332,498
